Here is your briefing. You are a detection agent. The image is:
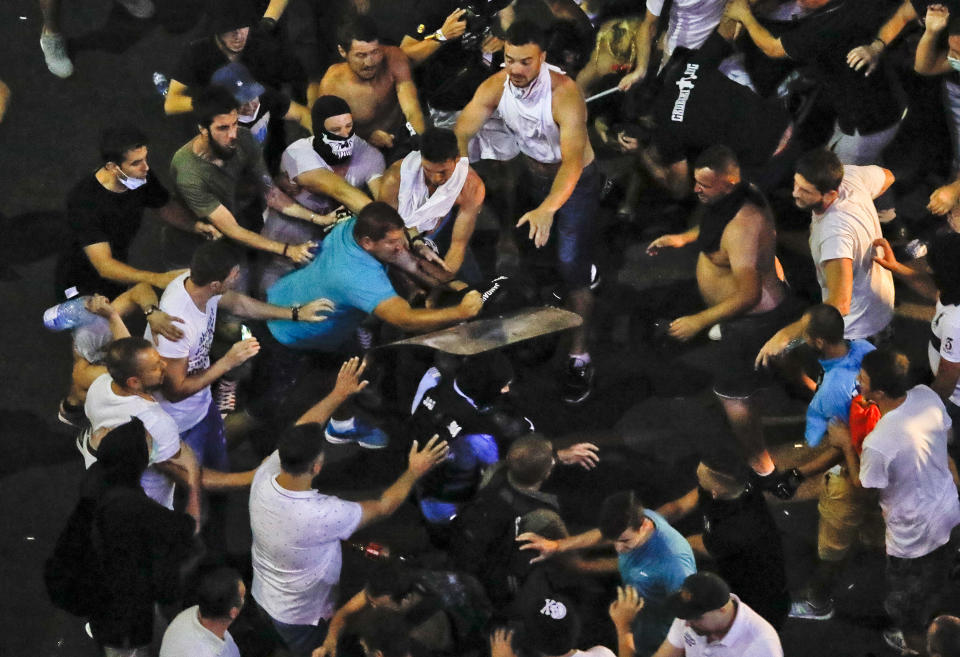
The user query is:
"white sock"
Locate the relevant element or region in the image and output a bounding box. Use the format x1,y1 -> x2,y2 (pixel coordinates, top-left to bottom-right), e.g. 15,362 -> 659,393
330,417 -> 355,432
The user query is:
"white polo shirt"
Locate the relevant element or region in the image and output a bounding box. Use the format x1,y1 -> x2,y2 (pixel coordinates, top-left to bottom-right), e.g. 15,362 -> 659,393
249,452 -> 363,625
665,595 -> 783,657
159,605 -> 240,657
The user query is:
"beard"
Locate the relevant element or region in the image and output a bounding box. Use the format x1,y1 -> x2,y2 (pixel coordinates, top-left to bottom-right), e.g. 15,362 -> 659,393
209,137 -> 238,160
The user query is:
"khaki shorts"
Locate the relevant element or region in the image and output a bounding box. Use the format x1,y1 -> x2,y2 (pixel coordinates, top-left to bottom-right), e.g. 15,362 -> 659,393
817,471 -> 885,561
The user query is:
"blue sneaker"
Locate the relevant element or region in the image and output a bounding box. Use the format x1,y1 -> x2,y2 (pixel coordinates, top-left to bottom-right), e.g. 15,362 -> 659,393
324,418 -> 390,449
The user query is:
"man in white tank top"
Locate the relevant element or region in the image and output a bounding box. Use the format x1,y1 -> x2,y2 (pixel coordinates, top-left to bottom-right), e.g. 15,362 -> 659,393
455,21 -> 600,404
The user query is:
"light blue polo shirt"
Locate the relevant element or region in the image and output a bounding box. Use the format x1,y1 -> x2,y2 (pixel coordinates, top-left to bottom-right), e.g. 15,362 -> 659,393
267,218 -> 397,351
618,509 -> 696,656
805,339 -> 876,446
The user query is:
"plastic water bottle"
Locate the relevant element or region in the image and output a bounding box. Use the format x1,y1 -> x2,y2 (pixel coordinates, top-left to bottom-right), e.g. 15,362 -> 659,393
43,296 -> 96,331
152,72 -> 169,97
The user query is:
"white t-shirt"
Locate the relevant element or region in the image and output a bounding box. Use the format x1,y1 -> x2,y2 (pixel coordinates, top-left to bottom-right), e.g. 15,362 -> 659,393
282,136 -> 385,214
860,385 -> 960,558
647,0 -> 726,54
808,165 -> 895,339
147,272 -> 221,433
665,595 -> 783,657
249,452 -> 363,625
83,373 -> 181,509
929,300 -> 960,406
159,605 -> 240,657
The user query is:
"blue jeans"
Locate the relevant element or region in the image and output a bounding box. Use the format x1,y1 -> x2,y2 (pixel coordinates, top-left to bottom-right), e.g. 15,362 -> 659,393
180,400 -> 229,470
526,161 -> 600,290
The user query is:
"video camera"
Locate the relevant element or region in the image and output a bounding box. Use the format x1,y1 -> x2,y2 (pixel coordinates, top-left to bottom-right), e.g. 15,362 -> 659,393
459,0 -> 512,50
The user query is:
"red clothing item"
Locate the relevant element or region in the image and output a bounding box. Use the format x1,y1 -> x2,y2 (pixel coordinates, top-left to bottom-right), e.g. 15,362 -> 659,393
848,394 -> 881,455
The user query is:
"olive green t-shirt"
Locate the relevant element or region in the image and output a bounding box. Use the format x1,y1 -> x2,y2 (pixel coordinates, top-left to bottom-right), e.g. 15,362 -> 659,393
170,127 -> 269,219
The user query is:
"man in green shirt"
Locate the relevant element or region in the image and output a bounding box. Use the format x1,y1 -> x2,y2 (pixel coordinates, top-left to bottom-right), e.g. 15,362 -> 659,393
170,85 -> 335,271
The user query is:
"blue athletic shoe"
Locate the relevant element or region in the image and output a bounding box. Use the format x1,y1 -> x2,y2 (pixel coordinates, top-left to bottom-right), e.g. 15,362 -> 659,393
324,418 -> 390,449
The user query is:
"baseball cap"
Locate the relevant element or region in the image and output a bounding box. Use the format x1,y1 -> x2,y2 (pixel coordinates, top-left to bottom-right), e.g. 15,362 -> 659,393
211,62 -> 265,104
665,572 -> 732,620
523,595 -> 581,656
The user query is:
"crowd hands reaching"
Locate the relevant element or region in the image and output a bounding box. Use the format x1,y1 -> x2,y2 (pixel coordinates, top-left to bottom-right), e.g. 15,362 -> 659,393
33,0 -> 960,655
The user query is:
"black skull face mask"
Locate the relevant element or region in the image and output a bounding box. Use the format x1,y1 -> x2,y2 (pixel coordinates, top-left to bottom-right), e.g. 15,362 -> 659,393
311,95 -> 355,165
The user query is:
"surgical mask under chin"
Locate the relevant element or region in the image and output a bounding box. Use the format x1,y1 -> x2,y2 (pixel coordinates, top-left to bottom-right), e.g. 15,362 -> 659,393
238,99 -> 261,123
115,167 -> 147,190
316,130 -> 355,163
148,437 -> 161,464
949,53 -> 960,73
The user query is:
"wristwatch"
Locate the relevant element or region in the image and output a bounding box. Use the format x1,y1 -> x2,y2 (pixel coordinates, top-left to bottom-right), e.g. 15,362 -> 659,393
426,29 -> 447,41
144,305 -> 159,317
291,304 -> 302,322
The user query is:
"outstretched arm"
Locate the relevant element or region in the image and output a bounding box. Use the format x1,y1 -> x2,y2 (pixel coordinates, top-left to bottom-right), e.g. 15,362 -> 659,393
454,74 -> 502,156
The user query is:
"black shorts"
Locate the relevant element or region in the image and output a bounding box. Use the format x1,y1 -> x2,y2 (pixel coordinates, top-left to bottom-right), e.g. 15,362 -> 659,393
712,296 -> 804,399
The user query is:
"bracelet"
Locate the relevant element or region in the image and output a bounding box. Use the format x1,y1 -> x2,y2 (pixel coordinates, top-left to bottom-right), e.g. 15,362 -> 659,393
283,243 -> 290,257
144,305 -> 159,317
291,304 -> 301,322
873,36 -> 886,48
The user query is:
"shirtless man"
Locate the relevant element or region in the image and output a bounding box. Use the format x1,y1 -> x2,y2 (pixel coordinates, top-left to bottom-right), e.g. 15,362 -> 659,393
455,20 -> 601,404
378,127 -> 485,284
648,145 -> 800,489
311,16 -> 427,162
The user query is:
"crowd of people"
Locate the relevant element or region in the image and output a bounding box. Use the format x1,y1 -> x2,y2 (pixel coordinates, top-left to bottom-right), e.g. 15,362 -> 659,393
31,0 -> 960,655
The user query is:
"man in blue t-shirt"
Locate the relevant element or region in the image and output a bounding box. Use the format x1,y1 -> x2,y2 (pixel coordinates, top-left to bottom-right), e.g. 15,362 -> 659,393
778,304 -> 880,622
259,202 -> 483,447
599,491 -> 696,656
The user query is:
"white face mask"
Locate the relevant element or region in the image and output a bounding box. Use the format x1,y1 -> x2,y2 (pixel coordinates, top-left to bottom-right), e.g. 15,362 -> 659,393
238,98 -> 261,123
115,167 -> 147,190
320,131 -> 356,161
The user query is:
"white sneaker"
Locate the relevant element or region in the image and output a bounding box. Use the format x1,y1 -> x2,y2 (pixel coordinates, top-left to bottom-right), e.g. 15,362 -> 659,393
116,0 -> 155,19
40,33 -> 74,78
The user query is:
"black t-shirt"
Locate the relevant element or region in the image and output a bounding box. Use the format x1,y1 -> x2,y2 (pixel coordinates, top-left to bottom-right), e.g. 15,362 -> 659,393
699,485 -> 787,621
173,31 -> 303,95
366,0 -> 454,47
55,173 -> 169,298
651,52 -> 791,168
779,0 -> 902,134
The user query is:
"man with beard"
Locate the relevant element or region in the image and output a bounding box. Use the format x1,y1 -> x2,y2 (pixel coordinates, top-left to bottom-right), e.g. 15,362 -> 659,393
259,95 -> 385,294
170,85 -> 330,270
454,20 -> 600,404
312,16 -> 427,162
81,337 -> 203,526
647,145 -> 799,489
378,127 -> 486,284
755,148 -> 896,367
